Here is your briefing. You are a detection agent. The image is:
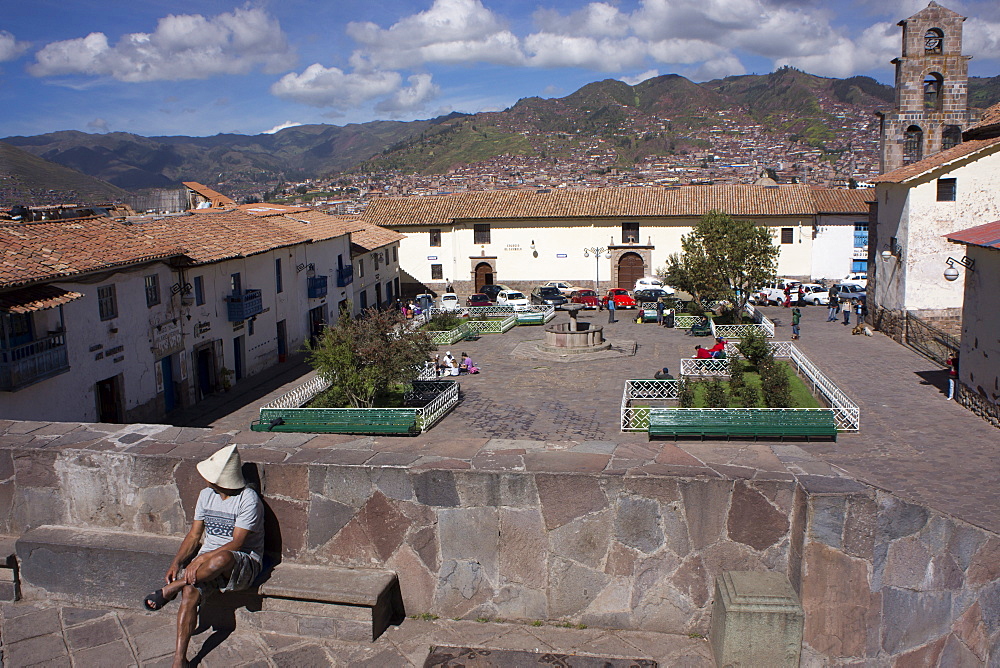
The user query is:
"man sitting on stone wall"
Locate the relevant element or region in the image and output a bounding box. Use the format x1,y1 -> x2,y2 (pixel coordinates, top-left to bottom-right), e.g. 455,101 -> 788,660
142,444 -> 264,668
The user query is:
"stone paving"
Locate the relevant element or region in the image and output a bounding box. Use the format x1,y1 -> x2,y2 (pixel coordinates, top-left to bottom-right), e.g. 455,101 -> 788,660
0,601 -> 713,667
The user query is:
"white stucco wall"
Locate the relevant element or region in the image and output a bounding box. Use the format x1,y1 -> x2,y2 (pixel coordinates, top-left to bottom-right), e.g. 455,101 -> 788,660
958,245 -> 1000,408
397,215 -> 827,289
812,215 -> 869,282
876,148 -> 1000,313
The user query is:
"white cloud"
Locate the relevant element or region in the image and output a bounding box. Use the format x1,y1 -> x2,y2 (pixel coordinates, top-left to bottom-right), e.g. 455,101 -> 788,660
0,31 -> 29,62
620,70 -> 660,86
86,118 -> 110,133
270,64 -> 402,108
534,3 -> 630,38
525,34 -> 648,70
775,22 -> 898,77
376,73 -> 440,114
346,0 -> 524,69
29,7 -> 294,82
965,19 -> 1000,59
692,55 -> 747,81
264,121 -> 304,134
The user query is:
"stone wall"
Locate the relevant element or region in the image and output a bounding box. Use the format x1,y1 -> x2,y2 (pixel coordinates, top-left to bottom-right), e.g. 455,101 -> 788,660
0,446 -> 997,664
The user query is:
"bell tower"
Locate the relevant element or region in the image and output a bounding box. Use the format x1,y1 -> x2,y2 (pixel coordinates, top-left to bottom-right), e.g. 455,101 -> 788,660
878,2 -> 975,173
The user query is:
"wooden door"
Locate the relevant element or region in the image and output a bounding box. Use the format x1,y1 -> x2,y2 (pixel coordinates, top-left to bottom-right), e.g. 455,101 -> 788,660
618,253 -> 645,290
475,263 -> 494,293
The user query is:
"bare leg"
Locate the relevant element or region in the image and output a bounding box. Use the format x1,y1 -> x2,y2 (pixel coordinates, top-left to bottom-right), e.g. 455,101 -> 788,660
169,552 -> 237,668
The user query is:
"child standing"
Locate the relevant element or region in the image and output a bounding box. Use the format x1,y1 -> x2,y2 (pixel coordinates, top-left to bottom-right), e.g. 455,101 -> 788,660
791,308 -> 801,339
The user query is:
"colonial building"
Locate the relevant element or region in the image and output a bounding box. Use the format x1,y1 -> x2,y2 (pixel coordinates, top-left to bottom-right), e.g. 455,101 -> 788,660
870,102 -> 1000,338
877,2 -> 980,173
945,220 -> 1000,427
361,185 -> 872,297
0,208 -> 402,424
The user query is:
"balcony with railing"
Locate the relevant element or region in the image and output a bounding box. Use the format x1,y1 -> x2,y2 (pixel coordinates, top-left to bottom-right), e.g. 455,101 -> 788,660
225,289 -> 263,322
308,275 -> 328,299
0,332 -> 70,391
336,264 -> 354,288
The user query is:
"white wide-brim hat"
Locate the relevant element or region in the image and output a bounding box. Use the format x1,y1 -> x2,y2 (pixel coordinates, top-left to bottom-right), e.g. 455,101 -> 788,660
196,444 -> 246,489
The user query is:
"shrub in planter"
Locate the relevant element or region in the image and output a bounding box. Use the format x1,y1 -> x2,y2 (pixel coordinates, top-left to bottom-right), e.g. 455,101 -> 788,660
705,378 -> 728,408
737,329 -> 772,370
678,379 -> 696,408
737,382 -> 760,408
760,359 -> 792,408
728,355 -> 745,388
426,313 -> 463,331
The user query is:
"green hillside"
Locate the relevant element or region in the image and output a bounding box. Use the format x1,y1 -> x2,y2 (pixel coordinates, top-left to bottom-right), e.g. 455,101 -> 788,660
0,141 -> 128,207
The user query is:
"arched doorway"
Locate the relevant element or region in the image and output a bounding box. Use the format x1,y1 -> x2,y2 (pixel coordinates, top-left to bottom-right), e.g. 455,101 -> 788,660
617,252 -> 645,290
474,263 -> 494,293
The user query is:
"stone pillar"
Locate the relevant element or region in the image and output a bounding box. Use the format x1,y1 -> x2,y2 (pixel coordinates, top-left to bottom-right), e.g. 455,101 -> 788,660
710,571 -> 804,667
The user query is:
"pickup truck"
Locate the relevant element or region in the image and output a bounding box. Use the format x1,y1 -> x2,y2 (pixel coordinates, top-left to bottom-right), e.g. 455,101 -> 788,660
755,280 -> 801,306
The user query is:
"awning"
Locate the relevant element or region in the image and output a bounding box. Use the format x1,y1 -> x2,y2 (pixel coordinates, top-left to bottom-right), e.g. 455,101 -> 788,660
0,285 -> 84,314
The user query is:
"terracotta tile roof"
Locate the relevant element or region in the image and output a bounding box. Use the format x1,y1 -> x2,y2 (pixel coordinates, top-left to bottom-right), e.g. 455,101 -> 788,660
963,102 -> 1000,140
182,182 -> 235,208
270,211 -> 366,243
362,185 -> 868,227
236,203 -> 312,216
0,285 -> 84,313
809,187 -> 875,213
0,217 -> 184,287
348,217 -> 406,253
871,136 -> 1000,184
946,221 -> 1000,250
136,210 -> 305,264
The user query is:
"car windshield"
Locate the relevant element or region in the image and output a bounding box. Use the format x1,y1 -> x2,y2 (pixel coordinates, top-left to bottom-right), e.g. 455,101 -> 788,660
577,290 -> 596,297
470,294 -> 487,300
610,289 -> 627,295
506,292 -> 525,300
538,288 -> 560,296
442,295 -> 457,301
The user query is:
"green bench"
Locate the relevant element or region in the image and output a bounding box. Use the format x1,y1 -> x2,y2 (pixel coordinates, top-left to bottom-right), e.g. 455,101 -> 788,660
517,312 -> 546,325
251,408 -> 419,435
689,320 -> 713,336
648,408 -> 837,441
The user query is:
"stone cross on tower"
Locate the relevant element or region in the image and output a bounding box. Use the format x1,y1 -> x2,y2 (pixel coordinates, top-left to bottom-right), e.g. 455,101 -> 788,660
877,2 -> 978,173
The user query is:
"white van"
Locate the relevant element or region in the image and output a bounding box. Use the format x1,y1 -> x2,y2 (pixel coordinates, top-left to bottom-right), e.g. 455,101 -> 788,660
633,276 -> 675,295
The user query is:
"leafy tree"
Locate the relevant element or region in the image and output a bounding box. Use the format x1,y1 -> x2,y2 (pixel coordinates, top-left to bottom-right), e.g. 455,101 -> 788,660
737,329 -> 773,371
677,379 -> 696,408
759,360 -> 792,408
663,210 -> 778,310
728,355 -> 745,389
307,307 -> 436,408
737,382 -> 760,408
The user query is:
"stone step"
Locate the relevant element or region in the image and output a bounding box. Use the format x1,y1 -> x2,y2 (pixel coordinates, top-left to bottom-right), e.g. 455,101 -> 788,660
0,535 -> 20,601
15,526 -> 402,640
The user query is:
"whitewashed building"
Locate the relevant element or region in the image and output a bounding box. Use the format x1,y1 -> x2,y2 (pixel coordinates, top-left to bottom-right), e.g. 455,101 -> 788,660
361,185 -> 872,296
870,102 -> 1000,338
945,220 -> 1000,427
0,209 -> 401,423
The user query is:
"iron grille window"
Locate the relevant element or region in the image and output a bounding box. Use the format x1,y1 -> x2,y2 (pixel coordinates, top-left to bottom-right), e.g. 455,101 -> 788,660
780,228 -> 794,244
144,274 -> 160,307
942,125 -> 961,150
904,126 -> 923,165
622,222 -> 639,244
98,285 -> 117,321
474,224 -> 491,244
429,229 -> 441,247
431,264 -> 443,280
937,178 -> 957,201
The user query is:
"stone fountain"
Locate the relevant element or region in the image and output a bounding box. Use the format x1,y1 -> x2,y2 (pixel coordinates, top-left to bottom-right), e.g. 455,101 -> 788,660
537,304 -> 612,354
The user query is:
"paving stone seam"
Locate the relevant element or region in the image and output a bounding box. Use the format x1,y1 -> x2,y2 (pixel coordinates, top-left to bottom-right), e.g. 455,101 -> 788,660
110,611 -> 142,668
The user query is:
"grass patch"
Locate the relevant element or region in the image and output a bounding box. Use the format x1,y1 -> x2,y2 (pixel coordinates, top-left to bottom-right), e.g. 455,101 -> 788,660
686,361 -> 819,408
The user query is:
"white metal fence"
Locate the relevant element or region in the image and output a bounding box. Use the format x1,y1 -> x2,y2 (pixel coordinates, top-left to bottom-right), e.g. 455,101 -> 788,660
414,380 -> 461,430
621,343 -> 859,432
679,358 -> 731,377
711,303 -> 775,339
262,374 -> 333,409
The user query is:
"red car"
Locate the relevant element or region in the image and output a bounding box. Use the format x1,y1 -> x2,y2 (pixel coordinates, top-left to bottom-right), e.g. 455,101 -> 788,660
603,288 -> 637,309
466,293 -> 491,307
570,289 -> 600,309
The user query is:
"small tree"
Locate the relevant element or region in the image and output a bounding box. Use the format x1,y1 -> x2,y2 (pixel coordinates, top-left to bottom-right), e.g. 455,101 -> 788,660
759,360 -> 792,408
737,329 -> 772,371
705,378 -> 728,408
677,379 -> 696,408
737,382 -> 760,408
728,355 -> 745,389
662,210 -> 779,312
308,307 -> 436,408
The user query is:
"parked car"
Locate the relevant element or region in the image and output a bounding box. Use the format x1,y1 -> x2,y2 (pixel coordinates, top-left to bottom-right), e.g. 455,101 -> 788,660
439,293 -> 462,312
466,293 -> 491,307
530,286 -> 568,307
843,272 -> 868,288
479,284 -> 511,302
602,288 -> 637,309
800,283 -> 829,305
570,289 -> 601,309
496,289 -> 531,311
633,277 -> 675,295
832,283 -> 866,302
541,281 -> 582,296
633,288 -> 671,304
756,279 -> 802,306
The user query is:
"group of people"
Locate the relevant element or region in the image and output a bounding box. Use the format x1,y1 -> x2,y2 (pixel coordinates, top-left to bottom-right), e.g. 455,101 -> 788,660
825,294 -> 867,328
432,351 -> 479,376
694,337 -> 728,359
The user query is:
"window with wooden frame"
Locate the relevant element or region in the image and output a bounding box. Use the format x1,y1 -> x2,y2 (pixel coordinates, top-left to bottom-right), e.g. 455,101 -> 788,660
429,229 -> 441,247
474,224 -> 491,244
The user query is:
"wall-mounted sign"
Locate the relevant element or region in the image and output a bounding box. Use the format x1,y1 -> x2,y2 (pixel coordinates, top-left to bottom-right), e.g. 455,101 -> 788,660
556,254 -> 568,258
195,321 -> 212,336
427,256 -> 438,260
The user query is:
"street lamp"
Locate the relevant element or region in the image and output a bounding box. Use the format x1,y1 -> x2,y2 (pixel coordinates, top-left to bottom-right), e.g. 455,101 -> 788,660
583,246 -> 612,291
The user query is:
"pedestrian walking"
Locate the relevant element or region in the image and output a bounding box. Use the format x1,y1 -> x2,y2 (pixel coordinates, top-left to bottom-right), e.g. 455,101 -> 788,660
843,299 -> 852,326
947,353 -> 959,400
608,295 -> 617,323
655,298 -> 665,326
783,285 -> 792,307
791,307 -> 801,339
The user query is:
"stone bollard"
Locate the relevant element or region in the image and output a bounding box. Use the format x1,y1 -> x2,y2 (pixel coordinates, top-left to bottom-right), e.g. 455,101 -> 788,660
710,571 -> 804,667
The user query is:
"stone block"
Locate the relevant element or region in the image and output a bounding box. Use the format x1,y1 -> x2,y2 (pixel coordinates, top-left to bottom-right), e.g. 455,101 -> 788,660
709,571 -> 804,668
16,525 -> 182,608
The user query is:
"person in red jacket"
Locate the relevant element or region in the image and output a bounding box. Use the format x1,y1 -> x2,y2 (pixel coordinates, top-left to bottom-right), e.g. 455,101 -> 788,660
708,337 -> 727,358
695,345 -> 713,359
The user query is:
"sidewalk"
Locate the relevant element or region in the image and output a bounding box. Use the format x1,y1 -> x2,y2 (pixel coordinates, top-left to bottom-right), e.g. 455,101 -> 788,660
0,601 -> 713,667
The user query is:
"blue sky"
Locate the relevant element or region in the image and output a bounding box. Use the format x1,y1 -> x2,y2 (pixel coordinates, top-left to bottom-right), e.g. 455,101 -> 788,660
2,0 -> 999,138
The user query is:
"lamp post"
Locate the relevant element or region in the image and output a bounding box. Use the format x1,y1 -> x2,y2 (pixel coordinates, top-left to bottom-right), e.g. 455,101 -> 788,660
583,246 -> 611,292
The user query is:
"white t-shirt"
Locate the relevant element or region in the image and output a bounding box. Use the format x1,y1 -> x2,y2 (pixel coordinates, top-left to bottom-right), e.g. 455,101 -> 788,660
194,487 -> 265,563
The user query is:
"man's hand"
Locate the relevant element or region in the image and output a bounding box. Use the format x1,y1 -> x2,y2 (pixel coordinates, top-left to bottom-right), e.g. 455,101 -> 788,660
183,557 -> 204,585
165,563 -> 181,585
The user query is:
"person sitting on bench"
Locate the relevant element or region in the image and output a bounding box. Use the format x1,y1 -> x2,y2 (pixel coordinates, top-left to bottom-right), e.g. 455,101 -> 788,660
654,367 -> 674,380
143,444 -> 264,668
695,345 -> 713,359
708,337 -> 727,358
